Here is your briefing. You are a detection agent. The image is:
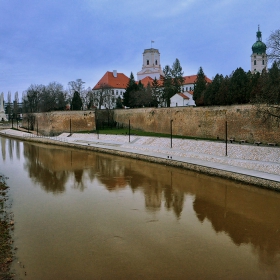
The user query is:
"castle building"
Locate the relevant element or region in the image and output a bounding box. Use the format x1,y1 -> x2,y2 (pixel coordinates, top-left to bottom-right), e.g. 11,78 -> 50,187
92,48 -> 211,108
251,26 -> 267,73
137,48 -> 164,81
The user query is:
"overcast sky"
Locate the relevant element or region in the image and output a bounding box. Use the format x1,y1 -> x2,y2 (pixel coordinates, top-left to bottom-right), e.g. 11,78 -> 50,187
0,0 -> 279,100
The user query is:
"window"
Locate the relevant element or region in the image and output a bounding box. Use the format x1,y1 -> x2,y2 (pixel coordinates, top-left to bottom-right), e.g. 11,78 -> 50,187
186,87 -> 188,91
147,60 -> 149,65
254,60 -> 256,65
182,88 -> 184,92
120,91 -> 123,95
262,60 -> 264,65
112,90 -> 114,94
116,90 -> 118,95
155,60 -> 157,65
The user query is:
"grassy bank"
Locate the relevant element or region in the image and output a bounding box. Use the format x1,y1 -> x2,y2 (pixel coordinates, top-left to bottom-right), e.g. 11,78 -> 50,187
0,176 -> 13,280
94,128 -> 216,141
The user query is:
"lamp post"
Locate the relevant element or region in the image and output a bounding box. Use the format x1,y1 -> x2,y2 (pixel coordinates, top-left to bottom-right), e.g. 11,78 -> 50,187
225,121 -> 228,156
170,119 -> 173,148
129,119 -> 131,143
97,118 -> 99,139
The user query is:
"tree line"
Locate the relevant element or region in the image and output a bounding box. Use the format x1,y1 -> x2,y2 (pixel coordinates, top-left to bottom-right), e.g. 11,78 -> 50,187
193,62 -> 280,119
4,28 -> 280,118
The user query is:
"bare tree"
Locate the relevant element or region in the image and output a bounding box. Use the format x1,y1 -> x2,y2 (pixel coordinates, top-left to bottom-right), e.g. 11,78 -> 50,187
253,62 -> 280,121
267,29 -> 280,67
68,79 -> 86,109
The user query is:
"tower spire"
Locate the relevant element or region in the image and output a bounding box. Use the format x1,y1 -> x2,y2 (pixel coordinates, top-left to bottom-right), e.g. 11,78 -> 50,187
256,25 -> 262,41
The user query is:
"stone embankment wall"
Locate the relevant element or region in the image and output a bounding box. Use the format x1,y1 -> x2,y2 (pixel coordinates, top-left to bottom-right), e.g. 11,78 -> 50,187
113,105 -> 280,145
22,111 -> 95,136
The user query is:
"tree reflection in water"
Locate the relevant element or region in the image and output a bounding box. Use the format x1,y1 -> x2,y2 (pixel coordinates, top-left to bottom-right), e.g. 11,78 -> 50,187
3,138 -> 280,269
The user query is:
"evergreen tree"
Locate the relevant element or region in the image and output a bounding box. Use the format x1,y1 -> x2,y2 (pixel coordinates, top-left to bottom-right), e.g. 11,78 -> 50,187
116,96 -> 123,109
193,67 -> 207,106
162,65 -> 173,107
253,62 -> 280,120
151,77 -> 162,107
215,75 -> 230,105
171,58 -> 184,94
248,71 -> 261,101
71,91 -> 83,110
123,72 -> 138,107
162,58 -> 185,107
204,74 -> 223,106
228,67 -> 250,104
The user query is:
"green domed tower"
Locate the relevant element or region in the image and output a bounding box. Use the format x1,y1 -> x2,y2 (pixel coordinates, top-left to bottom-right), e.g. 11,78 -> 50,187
251,26 -> 267,73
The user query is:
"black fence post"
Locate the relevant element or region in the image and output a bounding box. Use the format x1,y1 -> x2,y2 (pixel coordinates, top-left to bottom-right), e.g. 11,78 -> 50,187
129,119 -> 130,143
170,119 -> 173,148
225,121 -> 228,156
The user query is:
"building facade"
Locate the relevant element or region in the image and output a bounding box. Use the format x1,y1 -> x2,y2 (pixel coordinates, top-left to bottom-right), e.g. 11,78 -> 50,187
137,48 -> 164,81
251,26 -> 267,73
92,70 -> 129,109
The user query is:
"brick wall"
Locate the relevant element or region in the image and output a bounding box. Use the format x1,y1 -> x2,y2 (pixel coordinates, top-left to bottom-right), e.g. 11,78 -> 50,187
22,111 -> 96,136
113,105 -> 280,144
22,106 -> 279,144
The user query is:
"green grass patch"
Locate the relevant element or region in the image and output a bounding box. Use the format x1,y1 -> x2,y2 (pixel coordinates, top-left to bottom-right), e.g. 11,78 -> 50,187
80,128 -> 217,141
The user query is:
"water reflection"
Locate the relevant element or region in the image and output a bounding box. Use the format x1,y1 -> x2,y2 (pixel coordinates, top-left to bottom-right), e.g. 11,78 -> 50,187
1,137 -> 280,273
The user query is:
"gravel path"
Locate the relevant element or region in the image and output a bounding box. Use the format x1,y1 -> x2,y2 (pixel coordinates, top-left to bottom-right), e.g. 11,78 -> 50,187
58,133 -> 280,176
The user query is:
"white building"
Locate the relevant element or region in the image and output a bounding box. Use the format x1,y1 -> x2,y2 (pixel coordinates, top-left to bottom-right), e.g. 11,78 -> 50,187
251,26 -> 267,73
170,92 -> 196,107
137,48 -> 164,81
92,70 -> 129,109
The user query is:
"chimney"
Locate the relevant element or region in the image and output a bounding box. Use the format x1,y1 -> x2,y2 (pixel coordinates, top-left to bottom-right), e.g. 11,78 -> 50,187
113,70 -> 117,78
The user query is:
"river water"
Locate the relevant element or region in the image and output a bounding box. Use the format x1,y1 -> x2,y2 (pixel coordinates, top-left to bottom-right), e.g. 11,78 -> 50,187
1,136 -> 280,279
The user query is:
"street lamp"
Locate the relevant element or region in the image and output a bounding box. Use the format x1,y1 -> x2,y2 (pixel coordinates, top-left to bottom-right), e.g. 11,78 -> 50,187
225,121 -> 228,156
170,119 -> 173,148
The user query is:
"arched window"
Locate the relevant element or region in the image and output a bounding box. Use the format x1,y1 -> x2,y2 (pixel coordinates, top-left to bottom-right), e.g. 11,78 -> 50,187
155,60 -> 157,65
147,60 -> 149,65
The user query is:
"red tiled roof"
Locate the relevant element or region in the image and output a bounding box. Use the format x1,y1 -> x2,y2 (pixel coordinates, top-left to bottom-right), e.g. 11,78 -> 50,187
138,76 -> 154,87
177,93 -> 189,99
139,75 -> 211,87
93,71 -> 129,90
183,75 -> 212,84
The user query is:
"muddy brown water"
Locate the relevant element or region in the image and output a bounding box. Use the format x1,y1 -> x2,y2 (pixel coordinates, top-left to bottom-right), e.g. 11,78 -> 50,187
1,136 -> 280,279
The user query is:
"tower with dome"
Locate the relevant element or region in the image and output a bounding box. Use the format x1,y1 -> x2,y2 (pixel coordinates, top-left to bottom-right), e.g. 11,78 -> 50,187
251,26 -> 267,73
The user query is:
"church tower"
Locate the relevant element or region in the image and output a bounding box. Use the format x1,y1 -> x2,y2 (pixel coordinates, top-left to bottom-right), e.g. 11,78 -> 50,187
251,26 -> 267,73
137,48 -> 164,81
